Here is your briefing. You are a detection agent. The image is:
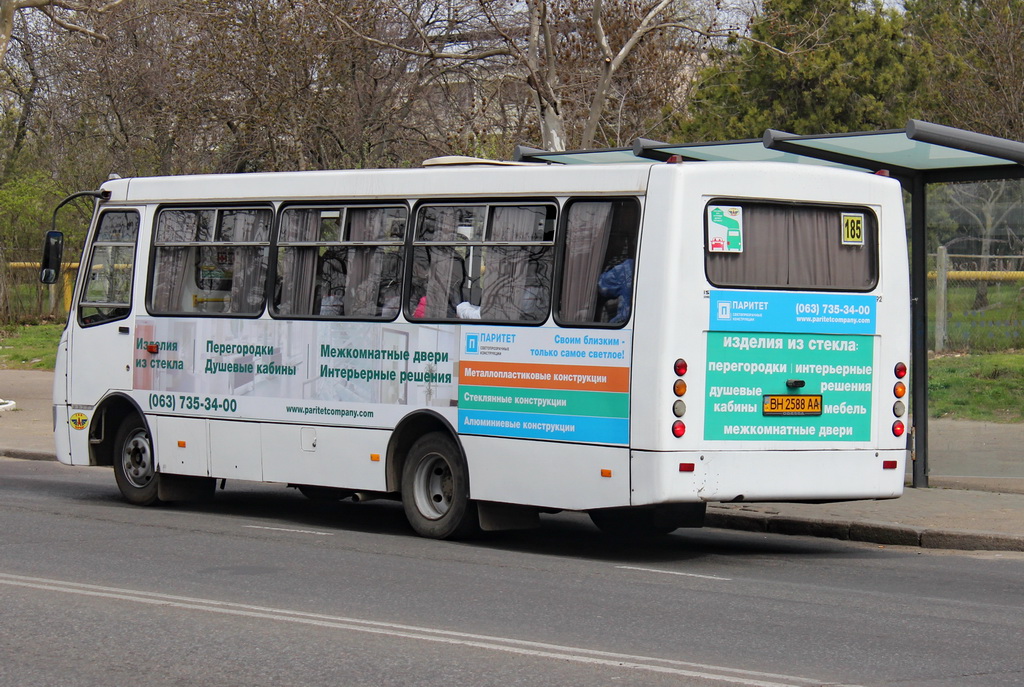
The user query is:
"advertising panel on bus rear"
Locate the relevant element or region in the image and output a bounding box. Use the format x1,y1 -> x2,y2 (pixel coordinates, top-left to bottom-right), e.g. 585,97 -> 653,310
705,290 -> 877,442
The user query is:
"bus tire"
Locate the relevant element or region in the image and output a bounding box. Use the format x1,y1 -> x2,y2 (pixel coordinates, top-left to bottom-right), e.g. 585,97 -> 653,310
589,507 -> 677,538
112,414 -> 161,506
401,432 -> 478,540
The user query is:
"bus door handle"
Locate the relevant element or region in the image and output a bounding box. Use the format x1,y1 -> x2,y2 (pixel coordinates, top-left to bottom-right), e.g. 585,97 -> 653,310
118,326 -> 129,334
786,379 -> 806,388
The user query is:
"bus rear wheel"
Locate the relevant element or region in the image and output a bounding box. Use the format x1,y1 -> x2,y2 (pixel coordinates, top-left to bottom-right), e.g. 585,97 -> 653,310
112,415 -> 161,506
401,432 -> 478,540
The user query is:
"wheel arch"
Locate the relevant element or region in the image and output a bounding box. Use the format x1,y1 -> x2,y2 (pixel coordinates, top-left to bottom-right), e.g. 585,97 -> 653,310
89,392 -> 147,467
385,410 -> 464,493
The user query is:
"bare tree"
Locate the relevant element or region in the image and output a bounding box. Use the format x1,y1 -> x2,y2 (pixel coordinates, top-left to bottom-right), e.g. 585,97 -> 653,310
1,0 -> 129,65
330,0 -> 749,151
943,180 -> 1021,309
34,0 -> 458,175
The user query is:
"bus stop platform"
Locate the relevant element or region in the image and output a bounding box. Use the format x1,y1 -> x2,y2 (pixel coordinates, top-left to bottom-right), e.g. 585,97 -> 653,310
2,369 -> 1023,552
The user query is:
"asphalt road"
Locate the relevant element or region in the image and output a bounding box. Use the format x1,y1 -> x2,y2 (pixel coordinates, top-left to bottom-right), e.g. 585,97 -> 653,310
2,457 -> 1023,687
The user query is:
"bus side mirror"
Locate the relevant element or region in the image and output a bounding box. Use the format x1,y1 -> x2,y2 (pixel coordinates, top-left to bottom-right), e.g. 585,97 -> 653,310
40,230 -> 64,284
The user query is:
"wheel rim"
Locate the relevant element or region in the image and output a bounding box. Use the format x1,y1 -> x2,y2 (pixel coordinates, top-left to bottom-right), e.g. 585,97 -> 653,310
412,453 -> 454,520
120,429 -> 154,489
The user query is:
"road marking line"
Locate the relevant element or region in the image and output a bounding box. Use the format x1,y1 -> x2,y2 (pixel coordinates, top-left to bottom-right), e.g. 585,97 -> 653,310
0,572 -> 841,687
243,525 -> 335,536
616,565 -> 732,581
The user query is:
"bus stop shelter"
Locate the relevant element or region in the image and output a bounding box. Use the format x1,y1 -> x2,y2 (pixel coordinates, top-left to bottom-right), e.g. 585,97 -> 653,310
515,120 -> 1024,487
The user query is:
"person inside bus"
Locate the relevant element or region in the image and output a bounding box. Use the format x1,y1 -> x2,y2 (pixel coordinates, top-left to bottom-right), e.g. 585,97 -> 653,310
410,249 -> 468,319
316,249 -> 347,316
597,249 -> 635,324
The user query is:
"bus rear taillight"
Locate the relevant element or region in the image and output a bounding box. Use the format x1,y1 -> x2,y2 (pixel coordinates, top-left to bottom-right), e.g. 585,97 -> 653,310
892,363 -> 908,435
672,359 -> 687,437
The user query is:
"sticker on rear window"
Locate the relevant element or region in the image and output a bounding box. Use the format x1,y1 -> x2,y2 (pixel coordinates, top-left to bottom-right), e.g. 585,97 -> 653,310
842,212 -> 865,246
708,205 -> 744,253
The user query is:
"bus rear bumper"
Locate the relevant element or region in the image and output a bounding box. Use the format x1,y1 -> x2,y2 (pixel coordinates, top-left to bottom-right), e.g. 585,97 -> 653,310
630,449 -> 907,506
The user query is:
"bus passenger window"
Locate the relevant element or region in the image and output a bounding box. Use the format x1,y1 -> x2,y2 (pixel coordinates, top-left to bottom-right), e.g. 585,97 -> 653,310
557,199 -> 640,327
273,205 -> 406,320
150,207 -> 272,316
408,204 -> 554,324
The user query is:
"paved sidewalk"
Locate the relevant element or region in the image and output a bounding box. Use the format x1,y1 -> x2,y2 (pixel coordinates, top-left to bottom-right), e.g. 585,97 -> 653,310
0,369 -> 57,457
2,369 -> 1023,551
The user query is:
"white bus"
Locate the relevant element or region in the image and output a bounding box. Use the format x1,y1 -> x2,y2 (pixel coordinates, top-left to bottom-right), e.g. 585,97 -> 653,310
41,158 -> 910,539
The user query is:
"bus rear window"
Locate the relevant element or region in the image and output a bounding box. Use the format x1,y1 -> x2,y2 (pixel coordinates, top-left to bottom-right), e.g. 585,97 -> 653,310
704,202 -> 878,291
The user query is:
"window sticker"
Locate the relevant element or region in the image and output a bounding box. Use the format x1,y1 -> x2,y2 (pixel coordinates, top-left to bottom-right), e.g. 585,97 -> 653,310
842,212 -> 865,246
708,205 -> 743,253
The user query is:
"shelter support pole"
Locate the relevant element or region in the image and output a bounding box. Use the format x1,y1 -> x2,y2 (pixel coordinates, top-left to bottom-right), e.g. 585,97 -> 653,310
910,175 -> 929,488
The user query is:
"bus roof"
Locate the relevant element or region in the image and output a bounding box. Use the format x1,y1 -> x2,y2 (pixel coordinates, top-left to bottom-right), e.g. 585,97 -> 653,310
99,159 -> 895,205
102,163 -> 656,204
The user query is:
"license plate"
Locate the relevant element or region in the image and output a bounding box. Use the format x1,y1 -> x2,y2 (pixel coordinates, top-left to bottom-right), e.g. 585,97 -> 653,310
762,394 -> 823,416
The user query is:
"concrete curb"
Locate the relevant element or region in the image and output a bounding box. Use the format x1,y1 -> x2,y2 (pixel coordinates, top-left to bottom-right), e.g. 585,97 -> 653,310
1,448 -> 57,462
705,509 -> 1024,552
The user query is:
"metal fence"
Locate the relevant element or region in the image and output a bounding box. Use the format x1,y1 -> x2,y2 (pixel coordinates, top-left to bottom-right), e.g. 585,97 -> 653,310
0,249 -> 70,324
930,248 -> 1024,352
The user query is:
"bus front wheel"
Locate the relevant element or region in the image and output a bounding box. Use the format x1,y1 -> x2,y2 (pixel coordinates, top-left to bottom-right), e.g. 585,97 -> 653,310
401,432 -> 478,539
112,415 -> 161,506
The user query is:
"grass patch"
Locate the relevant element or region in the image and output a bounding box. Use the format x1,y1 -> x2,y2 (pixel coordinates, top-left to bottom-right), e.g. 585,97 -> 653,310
928,351 -> 1024,423
0,323 -> 64,370
929,282 -> 1024,351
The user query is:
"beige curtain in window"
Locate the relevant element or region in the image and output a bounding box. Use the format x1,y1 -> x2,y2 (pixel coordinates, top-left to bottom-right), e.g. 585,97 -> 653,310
152,210 -> 203,312
422,208 -> 460,319
227,210 -> 272,314
788,208 -> 872,289
560,203 -> 613,322
706,205 -> 788,287
482,207 -> 541,321
345,209 -> 388,317
277,210 -> 321,315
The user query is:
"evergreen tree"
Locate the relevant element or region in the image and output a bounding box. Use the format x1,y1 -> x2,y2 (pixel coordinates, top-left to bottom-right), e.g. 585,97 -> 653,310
678,0 -> 926,141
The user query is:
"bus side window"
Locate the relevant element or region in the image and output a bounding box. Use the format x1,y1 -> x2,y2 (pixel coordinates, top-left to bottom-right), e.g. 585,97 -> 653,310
408,204 -> 554,324
557,199 -> 640,326
273,206 -> 406,320
479,205 -> 554,322
151,207 -> 272,316
79,210 -> 140,326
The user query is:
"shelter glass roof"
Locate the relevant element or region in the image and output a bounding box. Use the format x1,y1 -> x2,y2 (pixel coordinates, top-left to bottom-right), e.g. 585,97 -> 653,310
519,121 -> 1024,180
